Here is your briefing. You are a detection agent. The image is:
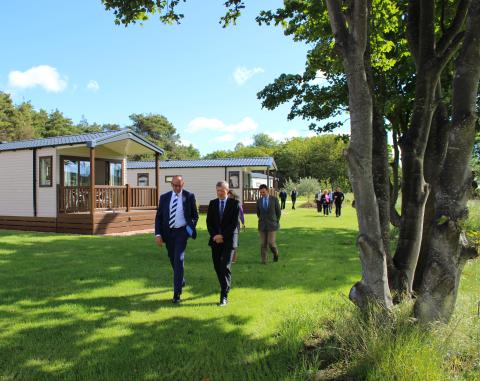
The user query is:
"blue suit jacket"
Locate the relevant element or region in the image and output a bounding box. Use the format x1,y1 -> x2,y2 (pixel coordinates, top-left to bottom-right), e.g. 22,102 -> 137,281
155,189 -> 199,240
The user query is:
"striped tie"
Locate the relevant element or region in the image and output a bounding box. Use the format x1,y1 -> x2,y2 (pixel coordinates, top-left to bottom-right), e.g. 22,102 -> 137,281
169,194 -> 178,228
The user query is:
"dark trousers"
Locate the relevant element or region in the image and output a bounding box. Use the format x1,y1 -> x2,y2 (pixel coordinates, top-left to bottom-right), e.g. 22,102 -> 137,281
335,202 -> 342,216
165,227 -> 188,297
316,200 -> 321,212
211,243 -> 233,297
323,204 -> 329,215
291,199 -> 296,209
280,199 -> 286,209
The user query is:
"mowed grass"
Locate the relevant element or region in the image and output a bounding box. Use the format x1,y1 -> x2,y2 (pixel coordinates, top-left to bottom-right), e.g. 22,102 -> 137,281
0,201 -> 478,381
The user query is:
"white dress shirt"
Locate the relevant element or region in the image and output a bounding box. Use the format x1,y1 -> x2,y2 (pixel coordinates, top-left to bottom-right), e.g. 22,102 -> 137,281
170,190 -> 186,228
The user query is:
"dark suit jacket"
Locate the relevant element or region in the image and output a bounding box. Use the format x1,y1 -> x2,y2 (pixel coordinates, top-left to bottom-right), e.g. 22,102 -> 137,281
256,196 -> 281,231
155,189 -> 199,240
206,198 -> 240,248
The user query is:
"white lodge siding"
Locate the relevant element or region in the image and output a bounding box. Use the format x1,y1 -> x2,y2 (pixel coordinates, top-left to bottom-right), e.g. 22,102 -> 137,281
127,167 -> 244,206
0,150 -> 33,216
36,147 -> 57,217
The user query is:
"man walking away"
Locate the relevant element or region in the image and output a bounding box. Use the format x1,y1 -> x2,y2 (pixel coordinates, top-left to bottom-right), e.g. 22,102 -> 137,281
333,187 -> 345,217
155,175 -> 199,304
279,189 -> 287,210
290,188 -> 297,210
207,181 -> 240,306
256,184 -> 281,264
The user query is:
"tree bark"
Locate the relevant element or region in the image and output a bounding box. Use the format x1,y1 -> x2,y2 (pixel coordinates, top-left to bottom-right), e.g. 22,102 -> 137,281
413,86 -> 450,292
415,0 -> 480,322
393,0 -> 440,295
326,0 -> 392,308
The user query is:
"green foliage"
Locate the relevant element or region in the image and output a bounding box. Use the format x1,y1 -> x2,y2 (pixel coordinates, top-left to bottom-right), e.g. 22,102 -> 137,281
296,177 -> 320,203
252,133 -> 278,148
204,133 -> 350,190
0,92 -> 199,160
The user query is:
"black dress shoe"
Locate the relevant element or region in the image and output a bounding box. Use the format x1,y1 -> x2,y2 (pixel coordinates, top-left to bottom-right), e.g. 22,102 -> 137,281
172,295 -> 181,304
219,297 -> 228,307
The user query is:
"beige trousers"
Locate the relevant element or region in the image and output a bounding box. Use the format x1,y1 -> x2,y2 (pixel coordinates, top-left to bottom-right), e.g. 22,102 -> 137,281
259,230 -> 278,263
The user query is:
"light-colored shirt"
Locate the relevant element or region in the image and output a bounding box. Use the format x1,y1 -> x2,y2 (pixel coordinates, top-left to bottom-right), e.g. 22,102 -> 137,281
169,190 -> 186,228
262,196 -> 269,209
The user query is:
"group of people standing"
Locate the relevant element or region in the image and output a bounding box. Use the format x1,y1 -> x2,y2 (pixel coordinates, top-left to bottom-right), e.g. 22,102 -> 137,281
315,188 -> 345,217
155,176 -> 280,307
278,187 -> 345,217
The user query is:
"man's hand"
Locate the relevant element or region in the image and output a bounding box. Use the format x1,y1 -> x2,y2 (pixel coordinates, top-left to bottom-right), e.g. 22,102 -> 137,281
155,236 -> 164,246
242,224 -> 246,232
213,234 -> 224,244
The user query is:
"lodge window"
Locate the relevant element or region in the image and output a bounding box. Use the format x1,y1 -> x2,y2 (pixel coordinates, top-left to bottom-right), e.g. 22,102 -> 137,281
137,173 -> 149,186
39,156 -> 53,187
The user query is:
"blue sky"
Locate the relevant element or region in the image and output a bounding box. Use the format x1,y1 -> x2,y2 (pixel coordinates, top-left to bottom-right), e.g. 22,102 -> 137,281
0,0 -> 341,155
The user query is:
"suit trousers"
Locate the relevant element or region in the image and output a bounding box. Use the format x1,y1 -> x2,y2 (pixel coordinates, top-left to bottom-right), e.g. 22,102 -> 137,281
211,243 -> 233,297
165,227 -> 188,297
259,230 -> 278,263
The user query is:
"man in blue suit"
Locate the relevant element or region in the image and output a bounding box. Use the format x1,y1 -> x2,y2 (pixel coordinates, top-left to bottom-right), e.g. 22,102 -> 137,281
155,175 -> 199,303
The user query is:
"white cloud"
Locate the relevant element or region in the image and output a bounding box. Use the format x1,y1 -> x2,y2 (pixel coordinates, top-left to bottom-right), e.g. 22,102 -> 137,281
187,116 -> 258,134
180,138 -> 192,146
8,65 -> 67,92
86,80 -> 99,92
233,66 -> 265,85
215,134 -> 236,142
268,129 -> 302,141
239,137 -> 254,146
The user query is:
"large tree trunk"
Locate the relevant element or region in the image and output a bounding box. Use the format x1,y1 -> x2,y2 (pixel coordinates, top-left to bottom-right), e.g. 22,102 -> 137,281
393,1 -> 441,295
413,87 -> 450,292
326,0 -> 392,308
415,0 -> 480,322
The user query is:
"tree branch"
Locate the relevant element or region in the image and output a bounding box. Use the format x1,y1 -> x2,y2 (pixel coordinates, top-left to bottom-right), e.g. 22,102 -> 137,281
437,0 -> 470,55
325,0 -> 350,54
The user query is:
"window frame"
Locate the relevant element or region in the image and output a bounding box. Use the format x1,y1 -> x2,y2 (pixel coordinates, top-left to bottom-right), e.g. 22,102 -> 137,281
39,156 -> 53,187
137,173 -> 150,186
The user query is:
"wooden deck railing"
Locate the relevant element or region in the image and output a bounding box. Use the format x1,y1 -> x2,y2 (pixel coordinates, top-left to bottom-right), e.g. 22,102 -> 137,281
58,185 -> 157,213
242,187 -> 278,202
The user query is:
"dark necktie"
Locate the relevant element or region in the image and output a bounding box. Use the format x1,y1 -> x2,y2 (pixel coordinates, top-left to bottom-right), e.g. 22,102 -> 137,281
169,194 -> 178,228
220,199 -> 225,218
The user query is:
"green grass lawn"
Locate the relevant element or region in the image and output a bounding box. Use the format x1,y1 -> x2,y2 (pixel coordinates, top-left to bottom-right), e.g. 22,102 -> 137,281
0,204 -> 478,381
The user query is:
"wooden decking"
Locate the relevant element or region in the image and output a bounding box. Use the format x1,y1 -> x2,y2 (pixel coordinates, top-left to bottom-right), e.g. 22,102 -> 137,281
0,210 -> 157,235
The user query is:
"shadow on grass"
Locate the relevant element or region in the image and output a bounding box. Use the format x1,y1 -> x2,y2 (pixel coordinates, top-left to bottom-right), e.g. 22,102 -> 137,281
0,225 -> 359,302
0,312 -> 301,381
0,225 -> 360,380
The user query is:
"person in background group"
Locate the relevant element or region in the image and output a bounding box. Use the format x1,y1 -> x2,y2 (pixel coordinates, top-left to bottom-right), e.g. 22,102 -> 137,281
290,188 -> 297,210
328,189 -> 334,213
155,175 -> 199,304
279,189 -> 287,210
315,190 -> 322,213
227,190 -> 245,263
320,190 -> 330,216
207,181 -> 240,306
333,187 -> 345,217
256,184 -> 281,264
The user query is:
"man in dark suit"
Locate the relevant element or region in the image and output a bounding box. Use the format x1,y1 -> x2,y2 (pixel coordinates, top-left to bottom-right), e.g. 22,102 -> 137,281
206,181 -> 240,306
155,175 -> 198,303
291,188 -> 297,209
256,184 -> 281,264
279,189 -> 287,210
